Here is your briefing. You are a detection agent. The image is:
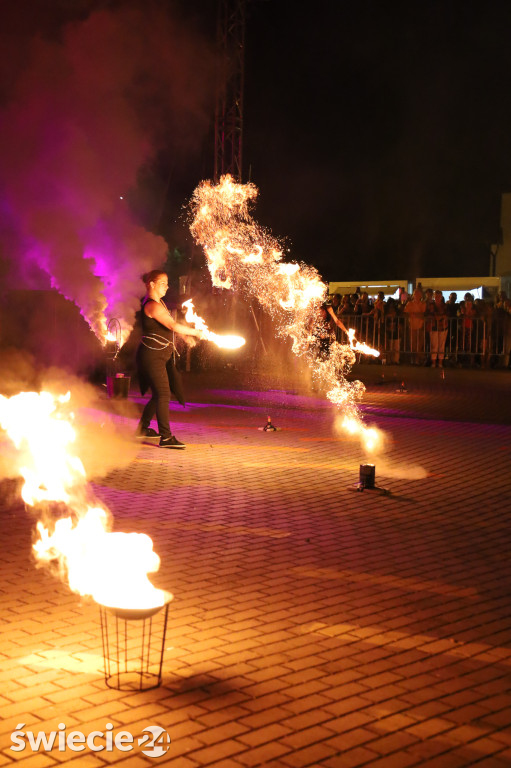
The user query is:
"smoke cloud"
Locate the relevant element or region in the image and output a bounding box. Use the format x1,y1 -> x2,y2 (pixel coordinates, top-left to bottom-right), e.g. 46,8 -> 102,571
0,356 -> 139,485
0,1 -> 216,341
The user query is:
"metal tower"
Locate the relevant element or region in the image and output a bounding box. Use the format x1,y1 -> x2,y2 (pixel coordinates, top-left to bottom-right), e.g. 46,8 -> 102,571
214,0 -> 246,182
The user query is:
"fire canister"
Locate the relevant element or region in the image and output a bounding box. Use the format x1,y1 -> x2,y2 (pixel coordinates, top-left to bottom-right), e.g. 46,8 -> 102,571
107,373 -> 131,399
359,463 -> 376,489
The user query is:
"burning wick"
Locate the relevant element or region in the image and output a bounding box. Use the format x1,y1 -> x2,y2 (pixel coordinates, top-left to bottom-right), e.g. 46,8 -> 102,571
347,329 -> 380,358
182,299 -> 245,349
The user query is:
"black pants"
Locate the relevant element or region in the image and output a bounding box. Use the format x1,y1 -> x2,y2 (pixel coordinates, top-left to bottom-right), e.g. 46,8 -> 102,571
137,346 -> 174,439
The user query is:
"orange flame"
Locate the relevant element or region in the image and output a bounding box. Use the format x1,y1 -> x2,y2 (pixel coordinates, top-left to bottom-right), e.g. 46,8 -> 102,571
182,299 -> 245,349
347,329 -> 380,357
0,390 -> 168,610
189,174 -> 382,452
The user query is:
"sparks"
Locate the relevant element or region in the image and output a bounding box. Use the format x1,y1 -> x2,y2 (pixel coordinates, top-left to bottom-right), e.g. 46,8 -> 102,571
189,174 -> 380,452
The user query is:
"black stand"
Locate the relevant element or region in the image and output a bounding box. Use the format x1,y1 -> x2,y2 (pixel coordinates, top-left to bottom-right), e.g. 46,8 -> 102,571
99,603 -> 170,691
349,463 -> 390,494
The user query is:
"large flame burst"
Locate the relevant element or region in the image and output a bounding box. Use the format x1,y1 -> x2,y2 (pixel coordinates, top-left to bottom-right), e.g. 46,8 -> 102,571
190,175 -> 380,451
0,390 -> 167,610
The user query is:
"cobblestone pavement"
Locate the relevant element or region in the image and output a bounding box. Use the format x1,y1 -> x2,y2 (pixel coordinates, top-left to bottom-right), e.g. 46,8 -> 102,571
1,365 -> 511,767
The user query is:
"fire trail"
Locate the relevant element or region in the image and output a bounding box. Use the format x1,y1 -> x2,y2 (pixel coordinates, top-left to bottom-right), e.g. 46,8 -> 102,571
189,174 -> 383,453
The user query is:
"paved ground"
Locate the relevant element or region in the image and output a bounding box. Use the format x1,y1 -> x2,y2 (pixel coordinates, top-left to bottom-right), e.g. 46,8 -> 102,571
1,363 -> 511,767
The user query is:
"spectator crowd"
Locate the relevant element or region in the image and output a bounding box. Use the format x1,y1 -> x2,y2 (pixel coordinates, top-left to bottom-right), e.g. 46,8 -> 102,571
327,287 -> 511,368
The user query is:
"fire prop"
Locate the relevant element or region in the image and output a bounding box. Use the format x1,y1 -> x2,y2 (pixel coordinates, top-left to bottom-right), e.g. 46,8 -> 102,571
350,463 -> 390,495
0,390 -> 170,613
189,175 -> 380,453
347,328 -> 380,358
182,299 -> 245,349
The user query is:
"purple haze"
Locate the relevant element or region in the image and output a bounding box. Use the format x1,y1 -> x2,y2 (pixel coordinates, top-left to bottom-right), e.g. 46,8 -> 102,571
0,3 -> 215,340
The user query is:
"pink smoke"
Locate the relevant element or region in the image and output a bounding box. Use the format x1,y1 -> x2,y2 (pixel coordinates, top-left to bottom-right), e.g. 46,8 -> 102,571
0,3 -> 215,340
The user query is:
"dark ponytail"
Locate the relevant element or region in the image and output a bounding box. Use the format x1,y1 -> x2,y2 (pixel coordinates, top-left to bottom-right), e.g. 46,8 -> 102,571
142,269 -> 166,286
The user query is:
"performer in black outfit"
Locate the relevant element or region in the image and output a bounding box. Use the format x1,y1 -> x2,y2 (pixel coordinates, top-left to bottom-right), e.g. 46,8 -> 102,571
136,270 -> 202,448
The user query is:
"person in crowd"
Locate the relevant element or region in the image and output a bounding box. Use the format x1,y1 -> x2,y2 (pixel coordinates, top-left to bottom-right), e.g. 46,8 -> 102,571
458,293 -> 477,365
369,291 -> 386,354
353,291 -> 371,343
424,288 -> 435,365
338,294 -> 354,316
404,287 -> 426,364
494,291 -> 511,368
475,298 -> 492,368
384,297 -> 401,364
136,270 -> 203,448
372,291 -> 386,319
330,293 -> 342,313
445,292 -> 458,359
354,292 -> 371,315
446,292 -> 458,317
398,290 -> 409,314
430,290 -> 448,367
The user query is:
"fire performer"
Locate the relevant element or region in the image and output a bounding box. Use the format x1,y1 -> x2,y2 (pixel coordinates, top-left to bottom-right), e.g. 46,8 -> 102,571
136,270 -> 203,448
313,303 -> 348,356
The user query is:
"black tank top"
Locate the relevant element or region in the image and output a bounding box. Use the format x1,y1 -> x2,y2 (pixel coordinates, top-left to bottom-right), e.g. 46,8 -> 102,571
140,299 -> 173,349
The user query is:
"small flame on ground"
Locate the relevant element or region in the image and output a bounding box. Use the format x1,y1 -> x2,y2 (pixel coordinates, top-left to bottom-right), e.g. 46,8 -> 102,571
182,299 -> 245,349
0,390 -> 166,610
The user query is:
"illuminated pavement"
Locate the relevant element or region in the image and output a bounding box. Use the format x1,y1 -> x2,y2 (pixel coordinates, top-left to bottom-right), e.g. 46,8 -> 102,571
1,364 -> 511,767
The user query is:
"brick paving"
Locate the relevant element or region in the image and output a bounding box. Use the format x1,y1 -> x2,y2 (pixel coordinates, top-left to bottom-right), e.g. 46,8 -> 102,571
1,363 -> 511,767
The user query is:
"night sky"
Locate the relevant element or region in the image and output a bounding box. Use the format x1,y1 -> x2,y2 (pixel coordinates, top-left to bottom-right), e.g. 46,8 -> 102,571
2,0 -> 511,293
243,1 -> 511,281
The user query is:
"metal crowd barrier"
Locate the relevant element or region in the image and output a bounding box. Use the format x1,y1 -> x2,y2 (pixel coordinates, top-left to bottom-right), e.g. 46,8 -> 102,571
334,314 -> 510,365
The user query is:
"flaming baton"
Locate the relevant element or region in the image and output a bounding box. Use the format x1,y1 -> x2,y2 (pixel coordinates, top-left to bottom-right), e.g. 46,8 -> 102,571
182,299 -> 245,350
347,328 -> 380,357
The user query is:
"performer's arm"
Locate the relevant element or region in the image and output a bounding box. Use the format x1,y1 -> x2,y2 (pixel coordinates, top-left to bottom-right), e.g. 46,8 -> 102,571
144,301 -> 202,338
327,306 -> 348,334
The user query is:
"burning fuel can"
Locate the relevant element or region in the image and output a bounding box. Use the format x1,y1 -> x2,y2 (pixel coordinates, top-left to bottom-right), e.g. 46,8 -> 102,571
359,464 -> 376,489
106,373 -> 131,399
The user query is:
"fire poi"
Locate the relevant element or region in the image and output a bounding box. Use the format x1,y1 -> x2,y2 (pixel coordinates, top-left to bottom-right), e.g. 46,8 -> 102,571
189,174 -> 382,453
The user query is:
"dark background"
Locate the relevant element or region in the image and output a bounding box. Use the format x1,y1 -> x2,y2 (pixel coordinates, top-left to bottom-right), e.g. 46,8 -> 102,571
2,0 -> 511,287
242,1 -> 511,281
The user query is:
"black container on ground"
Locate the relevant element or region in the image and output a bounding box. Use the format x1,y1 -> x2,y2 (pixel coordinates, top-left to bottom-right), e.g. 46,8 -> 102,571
106,374 -> 130,398
359,464 -> 376,489
99,602 -> 170,691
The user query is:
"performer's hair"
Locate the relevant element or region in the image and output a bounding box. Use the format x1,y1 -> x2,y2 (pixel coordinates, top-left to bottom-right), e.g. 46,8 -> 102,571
142,269 -> 166,285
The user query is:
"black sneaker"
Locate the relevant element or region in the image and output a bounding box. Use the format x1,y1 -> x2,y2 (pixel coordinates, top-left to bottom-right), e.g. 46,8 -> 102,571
159,435 -> 185,449
136,426 -> 160,438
